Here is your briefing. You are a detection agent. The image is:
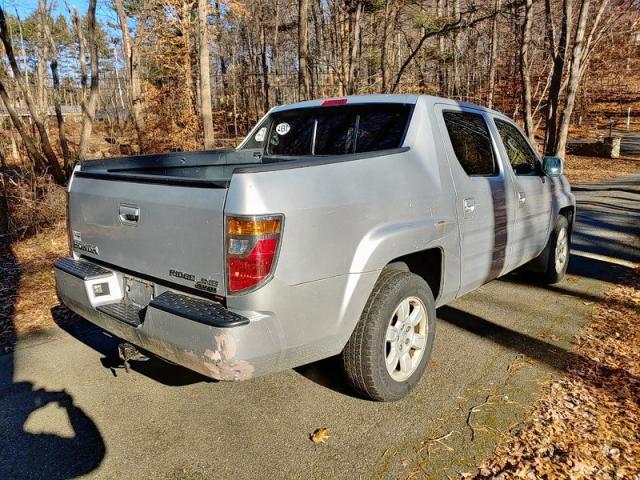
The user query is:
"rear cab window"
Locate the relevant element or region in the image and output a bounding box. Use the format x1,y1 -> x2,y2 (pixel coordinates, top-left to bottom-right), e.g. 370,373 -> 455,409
240,103 -> 413,157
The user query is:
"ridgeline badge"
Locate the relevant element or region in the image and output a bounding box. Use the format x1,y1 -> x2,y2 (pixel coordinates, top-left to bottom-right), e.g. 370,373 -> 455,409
169,269 -> 219,293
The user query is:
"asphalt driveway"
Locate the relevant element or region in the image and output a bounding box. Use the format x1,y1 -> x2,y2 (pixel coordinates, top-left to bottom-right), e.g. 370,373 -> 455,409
1,176 -> 638,480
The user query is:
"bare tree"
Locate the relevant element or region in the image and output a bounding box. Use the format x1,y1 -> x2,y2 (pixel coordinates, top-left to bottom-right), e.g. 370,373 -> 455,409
114,0 -> 146,147
0,7 -> 66,184
487,0 -> 501,108
0,82 -> 49,173
2,0 -> 637,171
553,0 -> 610,157
41,0 -> 72,169
380,0 -> 399,93
77,0 -> 99,159
519,0 -> 535,142
346,1 -> 363,95
543,0 -> 571,155
198,0 -> 215,149
298,0 -> 312,100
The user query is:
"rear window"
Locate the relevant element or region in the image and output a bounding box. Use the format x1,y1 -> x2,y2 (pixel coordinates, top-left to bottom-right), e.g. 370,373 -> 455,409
240,103 -> 412,156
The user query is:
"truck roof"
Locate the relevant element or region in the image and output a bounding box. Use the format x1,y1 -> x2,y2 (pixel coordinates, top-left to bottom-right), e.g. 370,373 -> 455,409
271,94 -> 505,118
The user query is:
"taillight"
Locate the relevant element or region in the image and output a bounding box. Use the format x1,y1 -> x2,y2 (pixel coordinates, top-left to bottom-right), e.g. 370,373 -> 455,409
226,215 -> 283,293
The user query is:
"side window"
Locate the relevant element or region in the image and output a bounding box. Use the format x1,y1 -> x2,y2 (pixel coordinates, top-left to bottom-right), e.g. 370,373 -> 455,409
241,121 -> 269,150
442,111 -> 497,176
494,119 -> 540,175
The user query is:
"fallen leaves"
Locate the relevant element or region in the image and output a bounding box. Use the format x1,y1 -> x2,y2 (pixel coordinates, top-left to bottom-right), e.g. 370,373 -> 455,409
310,427 -> 329,445
538,333 -> 560,342
472,268 -> 640,479
1,223 -> 70,351
563,154 -> 640,185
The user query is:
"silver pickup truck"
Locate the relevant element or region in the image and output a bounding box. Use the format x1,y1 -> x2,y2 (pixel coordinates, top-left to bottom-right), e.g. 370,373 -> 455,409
55,95 -> 574,401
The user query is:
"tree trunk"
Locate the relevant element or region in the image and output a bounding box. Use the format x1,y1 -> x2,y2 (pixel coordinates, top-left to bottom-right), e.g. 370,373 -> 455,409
380,0 -> 398,93
487,0 -> 501,109
78,0 -> 99,159
520,0 -> 535,142
273,1 -> 282,104
346,2 -> 363,95
72,9 -> 88,99
198,0 -> 215,149
298,0 -> 312,100
260,23 -> 270,112
42,0 -> 72,170
36,2 -> 48,116
554,0 -> 592,158
0,7 -> 65,184
544,0 -> 571,156
452,0 -> 461,97
114,0 -> 146,147
0,82 -> 48,173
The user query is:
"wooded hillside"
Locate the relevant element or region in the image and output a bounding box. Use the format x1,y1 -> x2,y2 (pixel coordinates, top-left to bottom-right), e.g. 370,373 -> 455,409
0,0 -> 639,186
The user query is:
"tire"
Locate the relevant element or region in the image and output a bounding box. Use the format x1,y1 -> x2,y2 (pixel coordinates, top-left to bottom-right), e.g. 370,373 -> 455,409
539,215 -> 570,284
342,269 -> 436,401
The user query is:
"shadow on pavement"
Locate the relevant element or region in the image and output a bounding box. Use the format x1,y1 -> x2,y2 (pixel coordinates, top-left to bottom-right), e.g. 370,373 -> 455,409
437,305 -> 640,393
51,306 -> 210,387
571,177 -> 640,271
0,242 -> 105,480
567,253 -> 636,284
294,355 -> 362,399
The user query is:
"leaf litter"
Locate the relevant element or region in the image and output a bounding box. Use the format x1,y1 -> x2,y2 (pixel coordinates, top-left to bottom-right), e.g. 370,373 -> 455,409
467,268 -> 640,479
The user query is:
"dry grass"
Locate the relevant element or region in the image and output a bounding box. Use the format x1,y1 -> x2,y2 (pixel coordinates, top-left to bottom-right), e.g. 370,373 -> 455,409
564,154 -> 640,184
0,223 -> 69,352
1,167 -> 67,238
469,268 -> 640,479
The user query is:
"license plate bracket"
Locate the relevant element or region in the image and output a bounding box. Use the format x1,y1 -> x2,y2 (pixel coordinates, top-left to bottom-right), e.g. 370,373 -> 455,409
123,275 -> 154,308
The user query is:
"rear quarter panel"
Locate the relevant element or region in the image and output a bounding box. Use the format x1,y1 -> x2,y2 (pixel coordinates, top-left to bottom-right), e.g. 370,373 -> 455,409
224,98 -> 460,361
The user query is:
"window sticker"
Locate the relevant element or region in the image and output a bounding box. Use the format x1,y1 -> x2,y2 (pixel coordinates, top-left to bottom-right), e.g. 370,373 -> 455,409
275,122 -> 291,136
254,127 -> 267,142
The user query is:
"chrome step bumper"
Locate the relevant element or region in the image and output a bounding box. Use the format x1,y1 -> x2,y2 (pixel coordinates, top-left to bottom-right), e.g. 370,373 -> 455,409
54,257 -> 274,381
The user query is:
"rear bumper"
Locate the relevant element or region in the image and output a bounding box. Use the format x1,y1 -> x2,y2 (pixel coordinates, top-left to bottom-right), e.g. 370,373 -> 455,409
54,257 -> 281,381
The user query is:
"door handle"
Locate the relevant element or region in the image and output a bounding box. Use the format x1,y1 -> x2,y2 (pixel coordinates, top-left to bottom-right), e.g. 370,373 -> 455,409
463,198 -> 476,216
517,192 -> 527,206
119,204 -> 140,225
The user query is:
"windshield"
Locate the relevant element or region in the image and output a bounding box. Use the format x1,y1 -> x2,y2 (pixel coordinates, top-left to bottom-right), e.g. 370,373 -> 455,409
239,103 -> 413,157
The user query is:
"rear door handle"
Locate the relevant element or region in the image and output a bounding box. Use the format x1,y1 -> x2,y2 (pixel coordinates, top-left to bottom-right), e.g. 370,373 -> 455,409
119,204 -> 140,225
463,198 -> 476,217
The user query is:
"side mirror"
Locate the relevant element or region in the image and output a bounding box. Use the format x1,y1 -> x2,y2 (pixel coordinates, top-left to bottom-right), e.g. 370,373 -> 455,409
543,156 -> 563,177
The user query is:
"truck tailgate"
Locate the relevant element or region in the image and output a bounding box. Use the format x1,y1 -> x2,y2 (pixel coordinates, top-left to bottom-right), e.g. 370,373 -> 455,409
68,176 -> 227,296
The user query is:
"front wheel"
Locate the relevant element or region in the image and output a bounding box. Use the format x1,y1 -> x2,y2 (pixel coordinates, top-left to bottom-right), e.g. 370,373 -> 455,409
539,215 -> 570,284
341,270 -> 436,401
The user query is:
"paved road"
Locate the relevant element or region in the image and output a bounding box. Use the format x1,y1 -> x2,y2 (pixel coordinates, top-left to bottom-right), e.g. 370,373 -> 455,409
1,177 -> 638,480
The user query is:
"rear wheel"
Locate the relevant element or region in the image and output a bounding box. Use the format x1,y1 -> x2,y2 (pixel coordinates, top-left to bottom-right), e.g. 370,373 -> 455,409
539,215 -> 570,284
342,270 -> 436,401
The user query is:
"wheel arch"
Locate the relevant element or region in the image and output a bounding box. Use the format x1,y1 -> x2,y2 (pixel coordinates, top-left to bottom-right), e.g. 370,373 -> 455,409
559,205 -> 575,233
385,247 -> 444,303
